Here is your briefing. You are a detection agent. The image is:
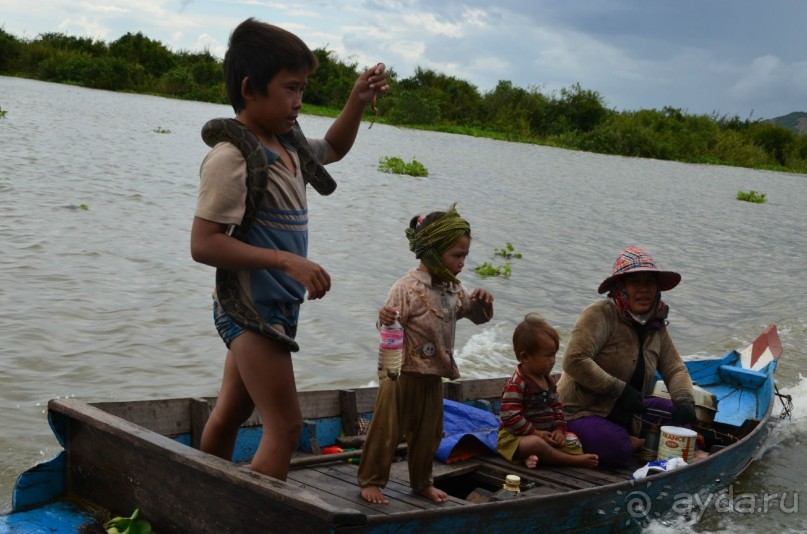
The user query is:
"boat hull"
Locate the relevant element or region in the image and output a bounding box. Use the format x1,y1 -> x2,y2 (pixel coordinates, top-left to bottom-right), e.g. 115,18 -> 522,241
4,325 -> 784,533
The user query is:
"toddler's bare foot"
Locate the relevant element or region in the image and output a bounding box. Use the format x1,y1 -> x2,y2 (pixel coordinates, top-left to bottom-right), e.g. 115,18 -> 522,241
417,485 -> 448,503
573,453 -> 599,468
523,454 -> 539,469
360,486 -> 389,504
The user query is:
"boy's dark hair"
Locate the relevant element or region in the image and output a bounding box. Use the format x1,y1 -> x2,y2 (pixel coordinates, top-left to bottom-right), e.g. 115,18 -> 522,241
223,18 -> 319,113
513,313 -> 559,360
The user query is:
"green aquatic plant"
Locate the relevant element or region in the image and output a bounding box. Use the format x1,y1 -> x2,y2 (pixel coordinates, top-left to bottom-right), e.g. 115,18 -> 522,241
378,156 -> 429,177
475,242 -> 522,277
103,507 -> 152,534
474,262 -> 512,278
153,126 -> 171,134
736,190 -> 767,203
494,242 -> 522,259
0,106 -> 7,118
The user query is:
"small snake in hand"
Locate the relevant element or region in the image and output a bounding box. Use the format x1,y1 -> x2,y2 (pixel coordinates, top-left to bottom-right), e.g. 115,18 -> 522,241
368,63 -> 381,129
369,95 -> 378,129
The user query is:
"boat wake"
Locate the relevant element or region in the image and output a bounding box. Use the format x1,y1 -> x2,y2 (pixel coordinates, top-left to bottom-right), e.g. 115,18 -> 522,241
454,323 -> 513,377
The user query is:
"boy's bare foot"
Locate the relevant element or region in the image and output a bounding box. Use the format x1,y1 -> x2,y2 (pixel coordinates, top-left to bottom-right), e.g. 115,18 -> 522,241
523,454 -> 539,469
360,486 -> 389,504
417,485 -> 448,503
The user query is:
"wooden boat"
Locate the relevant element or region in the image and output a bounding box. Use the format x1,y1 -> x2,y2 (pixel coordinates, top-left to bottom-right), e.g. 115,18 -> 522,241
2,325 -> 792,533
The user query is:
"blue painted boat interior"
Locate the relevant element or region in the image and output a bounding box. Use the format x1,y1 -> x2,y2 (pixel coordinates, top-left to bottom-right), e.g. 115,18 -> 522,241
682,349 -> 774,427
0,501 -> 96,532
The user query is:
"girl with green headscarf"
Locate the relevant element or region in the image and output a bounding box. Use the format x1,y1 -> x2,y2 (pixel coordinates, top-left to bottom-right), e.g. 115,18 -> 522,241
358,204 -> 494,505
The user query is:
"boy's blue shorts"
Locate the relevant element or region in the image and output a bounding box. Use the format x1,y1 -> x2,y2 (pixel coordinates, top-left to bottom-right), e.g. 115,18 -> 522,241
213,301 -> 245,349
212,300 -> 300,349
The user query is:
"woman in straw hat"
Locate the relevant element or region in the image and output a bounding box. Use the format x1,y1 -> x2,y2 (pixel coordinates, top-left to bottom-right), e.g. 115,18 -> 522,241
556,247 -> 696,468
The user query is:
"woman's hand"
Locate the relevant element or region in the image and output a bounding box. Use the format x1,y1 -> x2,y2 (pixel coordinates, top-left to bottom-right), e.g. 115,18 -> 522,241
671,399 -> 697,425
615,385 -> 647,414
609,385 -> 647,427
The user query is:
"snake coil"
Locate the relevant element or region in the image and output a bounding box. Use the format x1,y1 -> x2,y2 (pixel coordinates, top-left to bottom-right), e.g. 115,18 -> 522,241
200,118 -> 336,352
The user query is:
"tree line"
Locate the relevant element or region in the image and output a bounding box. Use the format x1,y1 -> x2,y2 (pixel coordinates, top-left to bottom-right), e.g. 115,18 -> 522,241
2,27 -> 806,173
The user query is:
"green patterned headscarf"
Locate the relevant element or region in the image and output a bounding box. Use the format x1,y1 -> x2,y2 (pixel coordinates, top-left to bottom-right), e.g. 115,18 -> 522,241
405,204 -> 471,284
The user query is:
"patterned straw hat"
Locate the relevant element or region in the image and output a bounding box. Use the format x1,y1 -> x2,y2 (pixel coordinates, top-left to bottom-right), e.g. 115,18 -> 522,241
597,247 -> 681,294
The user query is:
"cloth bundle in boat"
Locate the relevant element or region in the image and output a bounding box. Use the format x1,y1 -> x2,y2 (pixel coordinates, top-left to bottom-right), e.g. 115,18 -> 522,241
631,457 -> 687,479
436,399 -> 499,463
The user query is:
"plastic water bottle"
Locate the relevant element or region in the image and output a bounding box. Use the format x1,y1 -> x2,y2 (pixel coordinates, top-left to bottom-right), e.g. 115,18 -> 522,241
378,312 -> 403,381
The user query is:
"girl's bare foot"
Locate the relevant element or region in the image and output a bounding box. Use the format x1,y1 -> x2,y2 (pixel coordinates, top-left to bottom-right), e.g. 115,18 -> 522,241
417,485 -> 448,503
360,486 -> 389,504
523,454 -> 539,469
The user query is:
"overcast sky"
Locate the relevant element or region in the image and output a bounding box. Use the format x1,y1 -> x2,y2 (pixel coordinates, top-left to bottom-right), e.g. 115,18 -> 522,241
2,0 -> 805,120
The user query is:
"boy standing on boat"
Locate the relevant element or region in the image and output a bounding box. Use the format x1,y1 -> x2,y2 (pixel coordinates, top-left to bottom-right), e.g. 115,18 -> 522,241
358,206 -> 494,504
190,18 -> 387,481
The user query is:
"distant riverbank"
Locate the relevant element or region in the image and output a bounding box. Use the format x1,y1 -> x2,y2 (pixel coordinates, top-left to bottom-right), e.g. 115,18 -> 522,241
2,26 -> 807,175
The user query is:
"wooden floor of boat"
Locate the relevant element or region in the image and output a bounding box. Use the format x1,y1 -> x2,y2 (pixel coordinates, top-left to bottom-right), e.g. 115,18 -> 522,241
285,454 -> 634,516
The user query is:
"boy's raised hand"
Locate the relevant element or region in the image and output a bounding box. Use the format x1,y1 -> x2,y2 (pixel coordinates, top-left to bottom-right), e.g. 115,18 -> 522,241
356,63 -> 389,103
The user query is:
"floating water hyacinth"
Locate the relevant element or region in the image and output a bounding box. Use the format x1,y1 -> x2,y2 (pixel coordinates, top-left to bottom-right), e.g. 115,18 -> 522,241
494,242 -> 522,259
475,242 -> 522,277
377,156 -> 428,177
736,190 -> 767,203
